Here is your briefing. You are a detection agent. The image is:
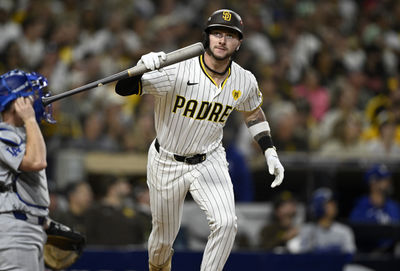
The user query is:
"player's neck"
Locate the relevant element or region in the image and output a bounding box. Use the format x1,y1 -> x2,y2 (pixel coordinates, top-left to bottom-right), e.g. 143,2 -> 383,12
204,52 -> 230,76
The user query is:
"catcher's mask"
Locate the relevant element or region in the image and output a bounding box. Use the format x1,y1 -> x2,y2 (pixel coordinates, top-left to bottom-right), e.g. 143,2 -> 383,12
0,69 -> 55,123
203,9 -> 244,48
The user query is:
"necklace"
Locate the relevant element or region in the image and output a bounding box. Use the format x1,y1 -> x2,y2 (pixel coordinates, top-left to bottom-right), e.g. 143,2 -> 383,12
203,57 -> 231,75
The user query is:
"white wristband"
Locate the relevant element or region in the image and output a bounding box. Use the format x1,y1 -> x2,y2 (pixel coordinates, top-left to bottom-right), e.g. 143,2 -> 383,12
248,121 -> 270,138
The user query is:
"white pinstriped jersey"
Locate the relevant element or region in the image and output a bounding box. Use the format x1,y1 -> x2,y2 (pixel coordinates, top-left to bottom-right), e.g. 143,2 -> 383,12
141,55 -> 262,155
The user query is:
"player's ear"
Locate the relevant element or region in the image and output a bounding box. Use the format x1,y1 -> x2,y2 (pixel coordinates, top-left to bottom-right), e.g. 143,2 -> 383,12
236,40 -> 242,51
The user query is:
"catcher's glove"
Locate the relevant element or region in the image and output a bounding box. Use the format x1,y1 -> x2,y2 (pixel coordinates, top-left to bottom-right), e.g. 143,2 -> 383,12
44,219 -> 86,270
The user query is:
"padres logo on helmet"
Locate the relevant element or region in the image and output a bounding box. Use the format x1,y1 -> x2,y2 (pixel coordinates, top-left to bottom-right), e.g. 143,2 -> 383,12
222,11 -> 232,21
205,9 -> 244,39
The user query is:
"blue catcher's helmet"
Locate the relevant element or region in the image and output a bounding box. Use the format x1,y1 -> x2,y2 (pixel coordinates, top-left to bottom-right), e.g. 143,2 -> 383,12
310,187 -> 334,219
0,69 -> 55,123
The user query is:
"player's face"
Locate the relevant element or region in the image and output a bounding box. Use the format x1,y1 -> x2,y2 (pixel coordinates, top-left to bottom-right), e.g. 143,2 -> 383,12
208,28 -> 241,61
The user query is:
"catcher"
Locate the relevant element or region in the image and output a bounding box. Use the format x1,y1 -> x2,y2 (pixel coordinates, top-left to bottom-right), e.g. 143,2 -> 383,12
0,70 -> 85,270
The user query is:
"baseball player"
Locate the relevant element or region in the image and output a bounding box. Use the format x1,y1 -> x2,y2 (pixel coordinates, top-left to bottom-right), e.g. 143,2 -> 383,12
0,69 -> 54,270
116,9 -> 284,271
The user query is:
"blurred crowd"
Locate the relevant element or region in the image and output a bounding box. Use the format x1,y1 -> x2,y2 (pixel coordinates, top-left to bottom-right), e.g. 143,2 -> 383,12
48,163 -> 400,262
1,0 -> 400,267
1,0 -> 400,163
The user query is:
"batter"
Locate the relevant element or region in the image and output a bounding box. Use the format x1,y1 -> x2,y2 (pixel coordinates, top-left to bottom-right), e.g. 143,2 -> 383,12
116,9 -> 284,271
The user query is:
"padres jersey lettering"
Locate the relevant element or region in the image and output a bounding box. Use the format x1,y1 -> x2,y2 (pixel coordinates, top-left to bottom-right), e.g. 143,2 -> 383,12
141,55 -> 261,155
196,101 -> 211,120
172,95 -> 234,123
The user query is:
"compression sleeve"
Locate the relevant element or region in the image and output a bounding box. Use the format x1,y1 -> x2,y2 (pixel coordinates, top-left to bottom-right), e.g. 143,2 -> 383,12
115,74 -> 143,96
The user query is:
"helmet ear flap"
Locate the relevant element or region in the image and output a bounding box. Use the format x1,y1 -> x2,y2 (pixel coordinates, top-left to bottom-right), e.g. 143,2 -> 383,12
202,31 -> 209,49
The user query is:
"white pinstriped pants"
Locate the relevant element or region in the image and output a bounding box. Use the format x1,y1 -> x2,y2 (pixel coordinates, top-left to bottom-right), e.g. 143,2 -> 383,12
147,140 -> 237,271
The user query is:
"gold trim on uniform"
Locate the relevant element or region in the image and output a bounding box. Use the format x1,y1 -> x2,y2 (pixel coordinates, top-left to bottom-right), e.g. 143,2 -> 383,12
138,80 -> 142,95
199,55 -> 231,89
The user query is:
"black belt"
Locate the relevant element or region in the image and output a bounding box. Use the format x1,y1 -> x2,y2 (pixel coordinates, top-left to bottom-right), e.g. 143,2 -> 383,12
155,139 -> 206,165
12,211 -> 46,226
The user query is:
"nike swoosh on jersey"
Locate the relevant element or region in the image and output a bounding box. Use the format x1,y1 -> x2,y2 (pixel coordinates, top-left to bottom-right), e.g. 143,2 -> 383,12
187,80 -> 199,86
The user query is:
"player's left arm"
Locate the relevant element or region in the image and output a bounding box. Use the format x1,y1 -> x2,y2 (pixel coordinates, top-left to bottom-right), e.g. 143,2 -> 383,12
115,52 -> 168,97
242,107 -> 284,188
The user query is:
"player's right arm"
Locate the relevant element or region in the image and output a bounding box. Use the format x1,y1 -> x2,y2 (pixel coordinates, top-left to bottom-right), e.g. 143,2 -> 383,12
14,97 -> 47,171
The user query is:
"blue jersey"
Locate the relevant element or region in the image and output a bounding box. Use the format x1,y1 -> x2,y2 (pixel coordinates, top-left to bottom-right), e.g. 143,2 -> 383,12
349,196 -> 400,224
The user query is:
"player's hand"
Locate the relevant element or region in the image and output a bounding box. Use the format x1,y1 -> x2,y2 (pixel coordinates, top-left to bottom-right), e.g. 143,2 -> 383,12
14,97 -> 36,123
265,147 -> 284,188
139,52 -> 167,70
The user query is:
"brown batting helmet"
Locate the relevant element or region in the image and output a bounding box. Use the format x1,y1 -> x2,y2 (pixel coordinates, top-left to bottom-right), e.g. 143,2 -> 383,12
205,9 -> 244,39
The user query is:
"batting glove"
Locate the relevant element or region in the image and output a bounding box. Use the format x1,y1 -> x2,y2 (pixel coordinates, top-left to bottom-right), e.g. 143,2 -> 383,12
139,52 -> 167,70
265,148 -> 284,188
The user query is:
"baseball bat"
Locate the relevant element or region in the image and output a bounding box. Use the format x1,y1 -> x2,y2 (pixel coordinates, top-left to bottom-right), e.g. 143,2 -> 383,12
42,42 -> 205,106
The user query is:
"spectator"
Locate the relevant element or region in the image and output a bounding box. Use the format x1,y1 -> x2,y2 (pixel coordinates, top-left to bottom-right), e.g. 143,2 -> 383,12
362,88 -> 400,145
365,111 -> 400,158
292,68 -> 330,123
268,100 -> 309,152
69,109 -> 121,152
319,113 -> 366,158
350,164 -> 400,224
50,180 -> 93,236
85,175 -> 146,246
318,78 -> 364,145
0,41 -> 26,74
18,16 -> 47,69
288,187 -> 356,254
0,0 -> 21,52
259,191 -> 300,252
349,164 -> 400,253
